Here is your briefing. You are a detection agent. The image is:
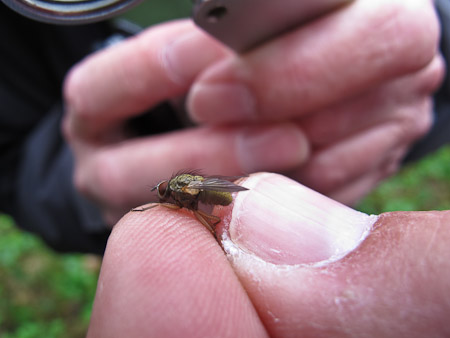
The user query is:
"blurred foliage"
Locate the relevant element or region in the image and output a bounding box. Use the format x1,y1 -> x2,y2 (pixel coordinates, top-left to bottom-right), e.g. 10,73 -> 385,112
0,215 -> 100,338
120,0 -> 192,27
357,145 -> 450,214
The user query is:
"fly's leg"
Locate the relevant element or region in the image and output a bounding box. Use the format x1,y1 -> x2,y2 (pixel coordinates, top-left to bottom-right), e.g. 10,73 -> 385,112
194,210 -> 221,237
197,210 -> 221,226
131,202 -> 180,212
131,203 -> 159,212
132,203 -> 220,239
160,203 -> 182,210
194,211 -> 215,235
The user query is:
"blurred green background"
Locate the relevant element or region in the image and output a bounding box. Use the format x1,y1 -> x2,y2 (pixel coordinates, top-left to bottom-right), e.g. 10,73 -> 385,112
1,0 -> 450,337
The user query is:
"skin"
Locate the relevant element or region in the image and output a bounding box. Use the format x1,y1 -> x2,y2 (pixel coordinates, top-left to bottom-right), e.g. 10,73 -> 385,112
61,1 -> 449,335
63,0 -> 444,225
87,173 -> 450,337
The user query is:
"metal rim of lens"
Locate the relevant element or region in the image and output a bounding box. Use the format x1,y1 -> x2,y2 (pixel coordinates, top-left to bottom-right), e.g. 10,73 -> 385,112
1,0 -> 143,24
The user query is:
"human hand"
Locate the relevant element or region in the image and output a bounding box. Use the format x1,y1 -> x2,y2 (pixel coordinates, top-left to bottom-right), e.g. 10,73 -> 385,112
63,20 -> 309,225
188,0 -> 444,204
87,173 -> 450,337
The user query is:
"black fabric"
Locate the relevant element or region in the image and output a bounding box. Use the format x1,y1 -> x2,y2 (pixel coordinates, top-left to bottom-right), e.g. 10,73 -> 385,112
0,4 -> 115,253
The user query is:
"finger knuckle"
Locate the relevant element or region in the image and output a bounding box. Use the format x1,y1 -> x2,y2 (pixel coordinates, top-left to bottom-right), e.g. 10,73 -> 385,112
297,158 -> 346,193
63,58 -> 102,124
377,1 -> 440,72
410,102 -> 434,139
73,165 -> 91,200
418,54 -> 446,95
61,114 -> 74,144
63,64 -> 87,115
95,153 -> 130,207
75,152 -> 129,207
396,100 -> 433,142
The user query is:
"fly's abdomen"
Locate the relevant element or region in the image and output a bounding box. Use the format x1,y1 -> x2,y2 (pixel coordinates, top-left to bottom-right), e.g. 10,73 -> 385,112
199,190 -> 233,206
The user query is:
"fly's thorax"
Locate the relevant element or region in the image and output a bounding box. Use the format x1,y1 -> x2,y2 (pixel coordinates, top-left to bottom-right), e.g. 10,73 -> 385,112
169,174 -> 201,190
170,174 -> 204,195
199,190 -> 233,206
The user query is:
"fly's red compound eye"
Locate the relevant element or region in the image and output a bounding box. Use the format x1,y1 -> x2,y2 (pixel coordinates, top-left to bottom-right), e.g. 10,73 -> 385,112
153,180 -> 169,200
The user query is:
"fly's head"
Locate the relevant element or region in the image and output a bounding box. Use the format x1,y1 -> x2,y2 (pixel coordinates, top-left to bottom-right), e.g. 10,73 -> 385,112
151,180 -> 171,202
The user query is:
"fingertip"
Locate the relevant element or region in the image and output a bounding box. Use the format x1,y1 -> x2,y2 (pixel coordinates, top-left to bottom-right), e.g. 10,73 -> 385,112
91,206 -> 267,337
108,206 -> 214,251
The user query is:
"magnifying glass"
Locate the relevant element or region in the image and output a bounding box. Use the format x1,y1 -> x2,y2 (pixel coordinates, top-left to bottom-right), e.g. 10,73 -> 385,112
1,0 -> 144,24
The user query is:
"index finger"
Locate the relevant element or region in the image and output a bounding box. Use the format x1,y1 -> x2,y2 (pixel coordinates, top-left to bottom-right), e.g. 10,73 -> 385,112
188,0 -> 439,124
64,19 -> 229,141
88,208 -> 267,337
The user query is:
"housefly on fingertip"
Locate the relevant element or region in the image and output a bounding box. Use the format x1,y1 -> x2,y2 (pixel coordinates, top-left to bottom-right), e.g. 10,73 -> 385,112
132,172 -> 248,236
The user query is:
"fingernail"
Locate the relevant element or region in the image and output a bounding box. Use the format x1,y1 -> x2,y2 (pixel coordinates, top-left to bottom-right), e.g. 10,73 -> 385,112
226,173 -> 377,265
188,82 -> 256,123
236,124 -> 309,173
163,32 -> 227,85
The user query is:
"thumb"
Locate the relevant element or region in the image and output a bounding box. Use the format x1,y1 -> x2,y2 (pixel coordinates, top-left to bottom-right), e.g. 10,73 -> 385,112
216,173 -> 450,338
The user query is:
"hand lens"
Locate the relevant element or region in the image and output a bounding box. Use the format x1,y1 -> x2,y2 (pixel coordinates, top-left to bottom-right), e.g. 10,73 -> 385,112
1,0 -> 144,24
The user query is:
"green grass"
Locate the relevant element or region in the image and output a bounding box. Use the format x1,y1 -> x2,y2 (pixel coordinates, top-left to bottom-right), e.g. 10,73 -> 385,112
357,145 -> 450,214
1,145 -> 449,337
119,0 -> 192,27
0,215 -> 100,338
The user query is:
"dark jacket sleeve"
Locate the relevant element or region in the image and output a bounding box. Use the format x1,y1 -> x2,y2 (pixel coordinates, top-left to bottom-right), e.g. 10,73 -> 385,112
0,4 -> 113,254
0,4 -> 182,254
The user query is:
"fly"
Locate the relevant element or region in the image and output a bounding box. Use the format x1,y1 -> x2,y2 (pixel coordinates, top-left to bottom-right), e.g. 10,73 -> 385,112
132,172 -> 248,235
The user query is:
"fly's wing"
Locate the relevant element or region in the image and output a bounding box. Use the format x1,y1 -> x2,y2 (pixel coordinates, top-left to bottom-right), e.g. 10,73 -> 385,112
188,177 -> 248,192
